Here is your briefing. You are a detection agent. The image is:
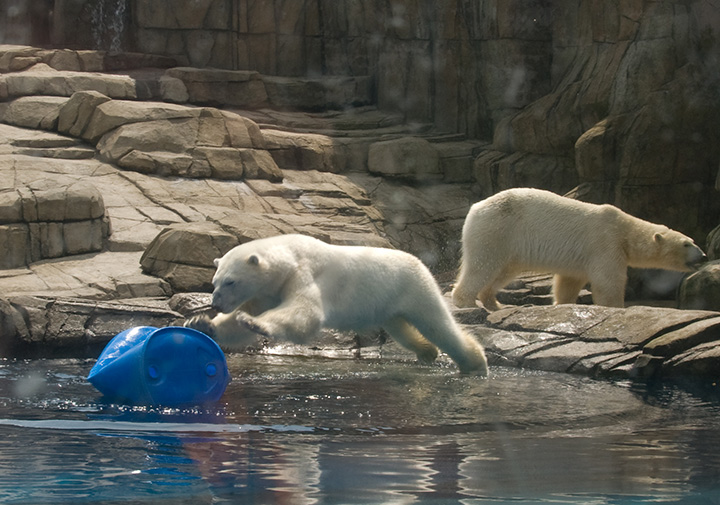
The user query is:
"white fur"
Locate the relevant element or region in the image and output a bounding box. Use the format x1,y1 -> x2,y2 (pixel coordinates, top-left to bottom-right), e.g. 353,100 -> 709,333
196,234 -> 488,375
452,188 -> 706,310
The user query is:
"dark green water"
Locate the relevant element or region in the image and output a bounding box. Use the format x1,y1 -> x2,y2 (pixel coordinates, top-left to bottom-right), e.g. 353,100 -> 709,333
1,352 -> 720,504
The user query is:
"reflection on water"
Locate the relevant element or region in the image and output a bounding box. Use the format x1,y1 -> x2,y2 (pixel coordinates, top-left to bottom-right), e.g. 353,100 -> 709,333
1,354 -> 720,504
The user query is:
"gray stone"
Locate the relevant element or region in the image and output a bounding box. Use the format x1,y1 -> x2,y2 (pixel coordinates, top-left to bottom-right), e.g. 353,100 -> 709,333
708,224 -> 720,261
678,261 -> 720,311
0,296 -> 183,356
262,75 -> 372,110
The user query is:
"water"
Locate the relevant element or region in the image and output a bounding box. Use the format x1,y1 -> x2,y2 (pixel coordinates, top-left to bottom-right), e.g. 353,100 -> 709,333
1,352 -> 720,504
90,0 -> 128,53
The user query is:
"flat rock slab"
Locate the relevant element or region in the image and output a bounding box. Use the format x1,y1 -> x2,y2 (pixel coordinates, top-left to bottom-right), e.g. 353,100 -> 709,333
476,304 -> 720,380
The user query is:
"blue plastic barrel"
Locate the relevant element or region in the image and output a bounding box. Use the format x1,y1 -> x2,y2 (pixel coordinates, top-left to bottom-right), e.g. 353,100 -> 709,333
87,326 -> 230,406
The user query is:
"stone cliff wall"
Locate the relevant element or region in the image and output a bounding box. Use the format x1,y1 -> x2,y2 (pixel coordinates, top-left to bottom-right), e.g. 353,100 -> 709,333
55,0 -> 553,138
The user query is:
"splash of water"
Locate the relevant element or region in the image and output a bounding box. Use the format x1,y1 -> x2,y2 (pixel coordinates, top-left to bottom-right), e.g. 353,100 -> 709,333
90,0 -> 128,53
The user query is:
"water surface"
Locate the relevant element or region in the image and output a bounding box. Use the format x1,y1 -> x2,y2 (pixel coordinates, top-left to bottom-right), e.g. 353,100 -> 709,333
1,352 -> 720,504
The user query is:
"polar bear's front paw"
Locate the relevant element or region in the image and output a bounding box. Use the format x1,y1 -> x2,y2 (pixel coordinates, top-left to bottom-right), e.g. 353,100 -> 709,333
184,315 -> 216,338
234,311 -> 272,339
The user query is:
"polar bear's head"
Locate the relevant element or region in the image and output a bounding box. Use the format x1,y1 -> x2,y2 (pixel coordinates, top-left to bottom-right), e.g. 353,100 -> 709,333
650,228 -> 707,272
210,240 -> 295,313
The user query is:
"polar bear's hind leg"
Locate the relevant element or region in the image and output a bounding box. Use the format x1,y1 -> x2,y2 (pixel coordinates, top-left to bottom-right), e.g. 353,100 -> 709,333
404,312 -> 488,375
552,274 -> 588,305
383,317 -> 439,363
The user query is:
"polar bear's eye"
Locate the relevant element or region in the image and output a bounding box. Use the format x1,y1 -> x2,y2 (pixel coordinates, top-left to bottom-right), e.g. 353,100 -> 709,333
223,280 -> 236,288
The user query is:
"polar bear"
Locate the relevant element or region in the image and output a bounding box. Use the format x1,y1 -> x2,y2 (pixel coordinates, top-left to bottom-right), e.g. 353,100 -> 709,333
185,234 -> 488,375
452,188 -> 707,310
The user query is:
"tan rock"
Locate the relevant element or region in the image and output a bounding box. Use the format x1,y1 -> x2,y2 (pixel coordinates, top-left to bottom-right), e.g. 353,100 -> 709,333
140,222 -> 240,291
0,96 -> 68,130
2,65 -> 137,99
83,99 -> 199,144
262,129 -> 338,172
57,90 -> 112,138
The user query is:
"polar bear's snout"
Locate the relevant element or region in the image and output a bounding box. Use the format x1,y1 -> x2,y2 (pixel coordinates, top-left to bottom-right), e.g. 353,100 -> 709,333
686,245 -> 707,269
211,290 -> 224,311
211,289 -> 234,313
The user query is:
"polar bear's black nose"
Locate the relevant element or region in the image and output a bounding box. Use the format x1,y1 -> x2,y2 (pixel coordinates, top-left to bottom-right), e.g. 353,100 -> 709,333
211,293 -> 222,311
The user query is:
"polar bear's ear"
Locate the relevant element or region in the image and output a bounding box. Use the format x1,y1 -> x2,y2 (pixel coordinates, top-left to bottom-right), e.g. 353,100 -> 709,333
213,258 -> 220,267
653,232 -> 664,243
247,254 -> 260,266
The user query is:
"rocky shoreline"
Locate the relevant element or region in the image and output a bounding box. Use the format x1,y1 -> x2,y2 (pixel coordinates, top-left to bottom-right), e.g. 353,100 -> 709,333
2,44 -> 720,383
3,292 -> 720,385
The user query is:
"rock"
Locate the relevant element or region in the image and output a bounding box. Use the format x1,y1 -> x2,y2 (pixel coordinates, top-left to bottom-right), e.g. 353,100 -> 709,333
708,224 -> 720,261
158,75 -> 190,103
262,75 -> 372,110
164,67 -> 268,107
140,222 -> 240,292
494,273 -> 593,307
472,149 -> 578,196
0,96 -> 68,130
262,129 -> 339,173
475,303 -> 720,380
0,45 -> 42,72
368,137 -> 440,181
81,98 -> 201,144
0,63 -> 137,99
0,176 -> 109,268
348,172 -> 472,270
678,261 -> 720,311
57,90 -> 113,138
0,296 -> 183,356
95,107 -> 281,181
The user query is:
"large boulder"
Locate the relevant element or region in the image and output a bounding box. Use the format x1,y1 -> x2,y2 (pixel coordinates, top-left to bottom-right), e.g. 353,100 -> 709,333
93,105 -> 282,181
79,97 -> 203,144
56,90 -> 112,137
0,176 -> 109,268
0,95 -> 68,130
678,261 -> 720,312
140,222 -> 240,292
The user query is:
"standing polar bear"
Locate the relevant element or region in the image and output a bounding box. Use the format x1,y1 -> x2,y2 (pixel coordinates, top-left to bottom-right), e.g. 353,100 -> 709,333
185,234 -> 488,375
452,188 -> 707,310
